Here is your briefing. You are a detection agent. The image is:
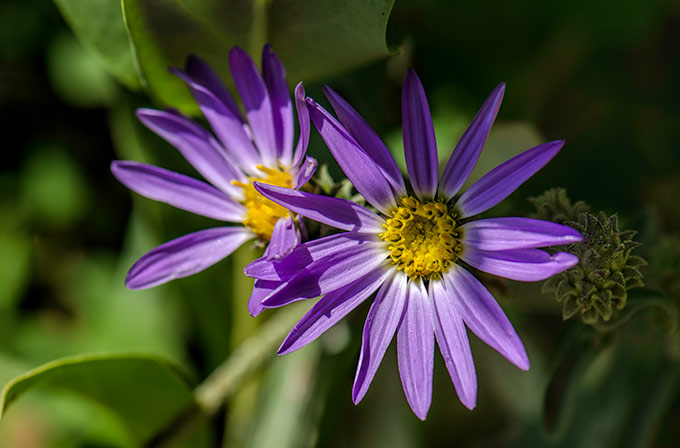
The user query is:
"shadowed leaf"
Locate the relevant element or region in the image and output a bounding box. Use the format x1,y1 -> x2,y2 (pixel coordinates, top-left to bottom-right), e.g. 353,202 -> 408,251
121,0 -> 395,112
53,0 -> 140,89
0,354 -> 209,447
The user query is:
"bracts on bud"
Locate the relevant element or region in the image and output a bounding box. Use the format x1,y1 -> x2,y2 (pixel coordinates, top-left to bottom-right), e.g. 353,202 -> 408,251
531,189 -> 647,325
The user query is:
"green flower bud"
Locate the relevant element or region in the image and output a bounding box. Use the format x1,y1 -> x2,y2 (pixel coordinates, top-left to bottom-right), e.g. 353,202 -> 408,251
532,191 -> 647,325
528,187 -> 591,224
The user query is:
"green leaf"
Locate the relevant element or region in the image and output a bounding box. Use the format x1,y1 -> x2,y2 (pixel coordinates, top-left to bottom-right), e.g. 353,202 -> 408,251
121,0 -> 242,112
121,0 -> 395,112
0,353 -> 209,446
268,0 -> 396,83
0,355 -> 31,394
52,0 -> 140,89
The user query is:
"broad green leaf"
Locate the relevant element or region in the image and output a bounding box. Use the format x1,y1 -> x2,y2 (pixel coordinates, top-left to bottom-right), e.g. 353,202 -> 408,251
268,0 -> 396,83
0,355 -> 30,394
0,390 -> 133,447
53,0 -> 140,89
121,0 -> 395,112
122,0 -> 253,112
0,353 -> 209,446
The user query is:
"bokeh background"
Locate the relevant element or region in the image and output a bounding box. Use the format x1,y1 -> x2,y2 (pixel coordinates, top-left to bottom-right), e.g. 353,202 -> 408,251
1,0 -> 679,446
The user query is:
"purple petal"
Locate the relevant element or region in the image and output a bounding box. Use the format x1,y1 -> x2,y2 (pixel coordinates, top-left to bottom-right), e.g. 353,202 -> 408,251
182,55 -> 243,119
245,232 -> 377,281
170,60 -> 261,175
397,279 -> 435,420
324,86 -> 406,196
248,279 -> 279,317
291,83 -> 310,168
439,83 -> 505,199
462,217 -> 583,251
254,183 -> 385,233
456,140 -> 565,217
278,267 -> 392,355
352,271 -> 408,404
262,244 -> 388,307
402,69 -> 438,200
263,215 -> 299,261
136,109 -> 245,197
443,266 -> 529,370
126,227 -> 253,289
293,156 -> 317,189
429,278 -> 477,410
307,97 -> 397,214
229,47 -> 277,165
111,161 -> 245,222
461,247 -> 579,281
262,44 -> 293,162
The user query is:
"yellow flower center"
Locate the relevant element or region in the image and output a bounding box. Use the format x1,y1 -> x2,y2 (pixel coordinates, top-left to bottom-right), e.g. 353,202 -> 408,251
380,196 -> 463,279
233,165 -> 293,240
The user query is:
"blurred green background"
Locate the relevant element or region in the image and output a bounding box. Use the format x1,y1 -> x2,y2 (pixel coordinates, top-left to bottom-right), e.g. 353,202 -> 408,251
0,0 -> 679,446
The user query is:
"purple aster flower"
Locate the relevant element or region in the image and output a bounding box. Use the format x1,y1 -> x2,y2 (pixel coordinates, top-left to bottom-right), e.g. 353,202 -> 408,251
111,45 -> 316,291
246,70 -> 583,419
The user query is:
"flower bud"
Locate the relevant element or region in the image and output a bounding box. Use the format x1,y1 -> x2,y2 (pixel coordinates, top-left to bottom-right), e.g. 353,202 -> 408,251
528,187 -> 590,224
531,190 -> 646,324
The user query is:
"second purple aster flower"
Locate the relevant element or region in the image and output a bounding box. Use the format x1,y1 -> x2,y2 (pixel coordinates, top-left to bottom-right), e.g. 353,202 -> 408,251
111,45 -> 316,290
247,69 -> 583,419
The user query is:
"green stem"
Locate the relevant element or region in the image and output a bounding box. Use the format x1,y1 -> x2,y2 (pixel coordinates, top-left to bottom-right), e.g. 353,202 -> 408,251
144,304 -> 306,447
195,304 -> 304,414
250,0 -> 270,57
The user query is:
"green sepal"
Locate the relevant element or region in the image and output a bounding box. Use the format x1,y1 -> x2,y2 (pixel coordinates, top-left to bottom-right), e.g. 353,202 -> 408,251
582,307 -> 599,325
626,277 -> 645,289
530,190 -> 649,327
528,187 -> 590,224
543,275 -> 562,293
627,255 -> 648,267
556,280 -> 574,301
562,296 -> 581,320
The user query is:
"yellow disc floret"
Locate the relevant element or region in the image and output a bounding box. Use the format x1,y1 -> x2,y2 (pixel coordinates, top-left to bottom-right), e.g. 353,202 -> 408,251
233,165 -> 293,240
380,196 -> 463,279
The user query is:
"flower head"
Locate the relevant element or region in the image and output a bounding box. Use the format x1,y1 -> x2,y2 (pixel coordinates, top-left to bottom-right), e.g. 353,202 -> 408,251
542,210 -> 646,324
246,69 -> 582,419
111,45 -> 316,291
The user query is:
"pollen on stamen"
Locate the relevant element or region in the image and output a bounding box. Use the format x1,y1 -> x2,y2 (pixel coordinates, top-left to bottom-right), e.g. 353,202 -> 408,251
379,196 -> 464,280
232,164 -> 293,240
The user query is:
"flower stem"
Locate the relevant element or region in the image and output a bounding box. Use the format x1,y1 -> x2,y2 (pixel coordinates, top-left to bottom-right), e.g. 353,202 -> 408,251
144,304 -> 306,447
251,0 -> 271,58
195,304 -> 304,414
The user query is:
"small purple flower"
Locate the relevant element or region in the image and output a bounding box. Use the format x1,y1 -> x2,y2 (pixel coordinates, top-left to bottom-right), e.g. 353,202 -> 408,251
112,45 -> 316,291
247,70 -> 583,419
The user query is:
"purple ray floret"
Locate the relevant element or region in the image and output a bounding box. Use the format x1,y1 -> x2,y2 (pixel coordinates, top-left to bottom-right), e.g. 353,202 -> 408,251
246,70 -> 582,419
112,45 -> 315,291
